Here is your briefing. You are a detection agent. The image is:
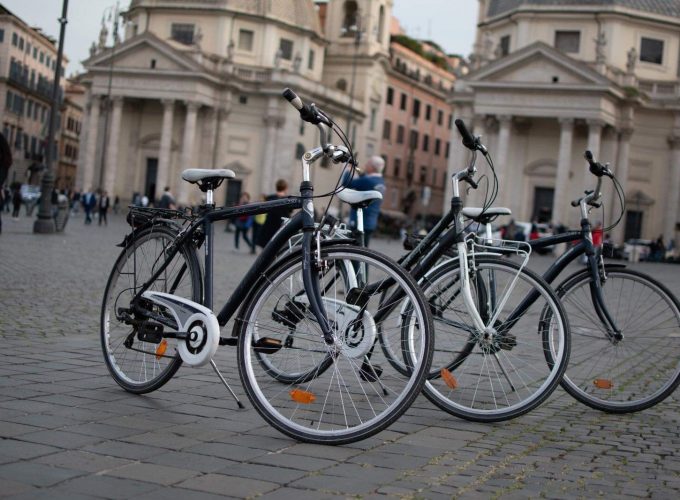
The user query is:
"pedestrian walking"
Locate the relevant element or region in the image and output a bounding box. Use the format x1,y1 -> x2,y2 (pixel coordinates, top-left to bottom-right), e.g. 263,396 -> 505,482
233,192 -> 254,253
252,194 -> 267,249
98,191 -> 110,226
11,185 -> 21,219
112,195 -> 120,214
0,131 -> 12,235
256,180 -> 291,248
82,190 -> 97,224
156,186 -> 176,209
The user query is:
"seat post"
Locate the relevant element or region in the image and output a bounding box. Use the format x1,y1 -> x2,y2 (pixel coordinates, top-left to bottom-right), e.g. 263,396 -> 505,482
206,188 -> 214,205
356,207 -> 365,246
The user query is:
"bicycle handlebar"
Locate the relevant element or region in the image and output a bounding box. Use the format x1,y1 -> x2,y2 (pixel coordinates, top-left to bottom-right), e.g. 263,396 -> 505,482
282,88 -> 332,127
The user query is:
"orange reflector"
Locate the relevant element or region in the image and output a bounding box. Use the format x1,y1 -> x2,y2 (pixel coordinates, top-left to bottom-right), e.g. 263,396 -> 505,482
440,368 -> 458,389
593,378 -> 613,389
290,388 -> 316,404
155,339 -> 168,359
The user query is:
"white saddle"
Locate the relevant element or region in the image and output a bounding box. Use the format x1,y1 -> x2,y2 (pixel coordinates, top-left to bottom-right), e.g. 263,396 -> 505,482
337,188 -> 383,207
182,169 -> 236,183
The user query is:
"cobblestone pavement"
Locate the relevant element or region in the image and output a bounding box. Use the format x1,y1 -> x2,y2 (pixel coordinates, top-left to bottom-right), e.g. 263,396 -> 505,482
1,211 -> 679,499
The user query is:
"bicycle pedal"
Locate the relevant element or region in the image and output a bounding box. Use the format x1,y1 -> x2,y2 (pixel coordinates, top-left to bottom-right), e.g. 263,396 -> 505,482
253,337 -> 282,354
359,360 -> 383,382
272,300 -> 306,328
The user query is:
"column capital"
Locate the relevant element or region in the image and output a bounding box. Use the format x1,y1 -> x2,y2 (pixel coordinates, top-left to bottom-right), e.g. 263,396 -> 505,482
586,119 -> 605,129
263,114 -> 285,128
558,117 -> 574,127
497,114 -> 513,124
161,98 -> 175,108
184,101 -> 200,113
619,128 -> 634,141
110,95 -> 124,104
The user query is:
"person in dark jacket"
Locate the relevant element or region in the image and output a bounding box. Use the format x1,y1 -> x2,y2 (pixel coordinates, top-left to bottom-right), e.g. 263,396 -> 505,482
256,179 -> 291,249
0,132 -> 12,234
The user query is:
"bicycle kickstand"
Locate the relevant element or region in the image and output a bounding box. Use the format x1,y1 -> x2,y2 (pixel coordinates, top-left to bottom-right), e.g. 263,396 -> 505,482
210,359 -> 246,409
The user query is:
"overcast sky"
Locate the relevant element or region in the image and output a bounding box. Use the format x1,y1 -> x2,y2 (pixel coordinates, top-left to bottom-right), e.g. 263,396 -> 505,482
3,0 -> 479,73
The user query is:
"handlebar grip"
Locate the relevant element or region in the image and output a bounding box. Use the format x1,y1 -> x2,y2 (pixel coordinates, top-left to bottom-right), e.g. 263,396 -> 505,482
584,150 -> 594,162
455,119 -> 476,150
282,88 -> 304,111
571,199 -> 580,207
467,177 -> 479,189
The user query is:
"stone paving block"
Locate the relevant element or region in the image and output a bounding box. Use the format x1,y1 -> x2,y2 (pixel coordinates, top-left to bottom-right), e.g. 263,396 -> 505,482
83,440 -> 170,460
250,452 -> 338,472
214,462 -> 308,484
55,474 -> 159,498
182,442 -> 269,462
288,473 -> 388,495
0,461 -> 85,487
135,486 -> 235,500
0,421 -> 40,438
348,450 -> 433,469
258,487 -> 345,500
105,462 -> 200,485
178,473 -> 279,497
120,431 -> 202,451
0,439 -> 61,460
18,429 -> 107,449
0,478 -> 36,497
143,450 -> 238,473
34,449 -> 133,472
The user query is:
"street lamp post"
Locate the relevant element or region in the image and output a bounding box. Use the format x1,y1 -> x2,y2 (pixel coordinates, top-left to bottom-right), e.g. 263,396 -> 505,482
34,0 -> 69,234
345,17 -> 363,143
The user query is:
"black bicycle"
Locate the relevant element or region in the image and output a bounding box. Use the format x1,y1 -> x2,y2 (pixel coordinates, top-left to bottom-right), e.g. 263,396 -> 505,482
100,89 -> 434,445
397,130 -> 680,415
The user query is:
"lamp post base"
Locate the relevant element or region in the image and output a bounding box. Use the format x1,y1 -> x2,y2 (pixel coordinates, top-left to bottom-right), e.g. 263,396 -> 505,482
33,216 -> 56,234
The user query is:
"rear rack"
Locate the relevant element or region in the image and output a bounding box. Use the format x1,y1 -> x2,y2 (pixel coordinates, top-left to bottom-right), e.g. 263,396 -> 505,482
126,205 -> 192,228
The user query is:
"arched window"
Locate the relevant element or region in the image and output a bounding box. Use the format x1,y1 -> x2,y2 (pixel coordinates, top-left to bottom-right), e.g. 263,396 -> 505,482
377,5 -> 385,43
336,79 -> 348,92
342,1 -> 358,37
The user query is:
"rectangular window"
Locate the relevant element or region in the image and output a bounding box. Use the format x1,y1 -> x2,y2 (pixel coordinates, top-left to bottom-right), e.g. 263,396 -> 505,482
435,138 -> 441,156
46,55 -> 50,67
238,29 -> 254,51
396,125 -> 405,144
448,114 -> 453,130
18,36 -> 23,50
12,32 -> 18,46
386,87 -> 394,105
26,41 -> 31,54
412,99 -> 420,119
394,158 -> 401,177
432,168 -> 438,185
400,93 -> 407,111
33,47 -> 37,58
27,100 -> 33,118
370,108 -> 377,132
640,37 -> 664,65
554,30 -> 580,53
308,49 -> 315,70
0,29 -> 4,43
171,23 -> 195,45
410,130 -> 419,150
423,134 -> 429,152
5,90 -> 13,109
499,35 -> 511,57
383,119 -> 391,141
437,109 -> 443,126
445,141 -> 450,158
33,103 -> 39,120
279,38 -> 293,60
425,104 -> 432,121
419,166 -> 427,184
31,136 -> 37,155
39,51 -> 44,63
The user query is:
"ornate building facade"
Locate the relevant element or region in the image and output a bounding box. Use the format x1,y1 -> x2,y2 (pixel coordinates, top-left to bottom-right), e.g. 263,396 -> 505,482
79,0 -> 370,206
448,0 -> 680,246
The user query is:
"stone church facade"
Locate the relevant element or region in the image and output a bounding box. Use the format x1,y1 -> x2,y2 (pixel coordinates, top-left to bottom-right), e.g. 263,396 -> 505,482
448,0 -> 680,246
78,0 -> 392,207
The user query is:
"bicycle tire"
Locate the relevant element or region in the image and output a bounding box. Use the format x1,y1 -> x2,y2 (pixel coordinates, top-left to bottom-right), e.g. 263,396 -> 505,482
416,257 -> 570,422
235,245 -> 434,444
101,224 -> 201,394
555,267 -> 680,412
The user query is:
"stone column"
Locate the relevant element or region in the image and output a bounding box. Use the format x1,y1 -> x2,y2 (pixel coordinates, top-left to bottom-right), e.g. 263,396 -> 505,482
103,96 -> 124,195
611,128 -> 633,244
665,135 -> 680,246
82,95 -> 100,192
156,99 -> 175,199
585,119 -> 604,191
215,104 -> 232,168
552,118 -> 574,227
495,115 -> 512,207
444,104 -> 473,211
260,96 -> 285,194
178,101 -> 199,206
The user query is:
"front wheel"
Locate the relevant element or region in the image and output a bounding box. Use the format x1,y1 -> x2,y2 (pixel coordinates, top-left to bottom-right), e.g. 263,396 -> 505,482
418,257 -> 570,422
235,245 -> 434,445
557,267 -> 680,412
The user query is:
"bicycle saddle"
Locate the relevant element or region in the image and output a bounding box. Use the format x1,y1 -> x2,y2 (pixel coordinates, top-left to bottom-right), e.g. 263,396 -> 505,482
337,188 -> 383,209
182,169 -> 236,192
462,207 -> 511,224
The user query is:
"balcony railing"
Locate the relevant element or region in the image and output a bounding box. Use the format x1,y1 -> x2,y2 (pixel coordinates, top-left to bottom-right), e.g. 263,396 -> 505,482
638,80 -> 680,99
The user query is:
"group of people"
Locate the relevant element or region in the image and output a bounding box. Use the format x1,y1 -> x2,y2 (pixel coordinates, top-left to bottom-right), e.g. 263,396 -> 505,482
230,179 -> 292,254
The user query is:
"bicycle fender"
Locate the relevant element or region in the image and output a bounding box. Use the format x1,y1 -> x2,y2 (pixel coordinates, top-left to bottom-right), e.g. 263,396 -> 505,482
554,263 -> 627,295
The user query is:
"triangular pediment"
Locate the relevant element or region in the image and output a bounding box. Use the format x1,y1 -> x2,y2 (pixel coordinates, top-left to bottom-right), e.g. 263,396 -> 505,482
83,32 -> 204,73
467,42 -> 611,87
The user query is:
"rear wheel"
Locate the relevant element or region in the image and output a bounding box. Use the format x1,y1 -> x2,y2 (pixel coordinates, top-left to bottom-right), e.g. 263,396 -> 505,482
235,246 -> 434,444
101,225 -> 201,393
557,267 -> 680,412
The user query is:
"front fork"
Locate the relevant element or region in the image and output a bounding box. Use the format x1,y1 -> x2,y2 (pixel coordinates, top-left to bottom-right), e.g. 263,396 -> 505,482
299,182 -> 334,345
582,219 -> 623,342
